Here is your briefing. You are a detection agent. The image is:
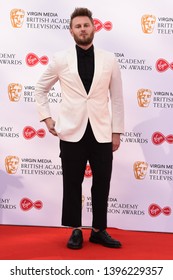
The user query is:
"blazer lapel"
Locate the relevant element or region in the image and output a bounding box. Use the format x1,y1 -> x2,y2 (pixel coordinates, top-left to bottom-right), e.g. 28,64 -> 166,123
88,49 -> 103,96
66,48 -> 87,96
66,47 -> 104,96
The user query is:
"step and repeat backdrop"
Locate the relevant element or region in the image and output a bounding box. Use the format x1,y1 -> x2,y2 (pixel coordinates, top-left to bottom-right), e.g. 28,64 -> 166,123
0,0 -> 173,232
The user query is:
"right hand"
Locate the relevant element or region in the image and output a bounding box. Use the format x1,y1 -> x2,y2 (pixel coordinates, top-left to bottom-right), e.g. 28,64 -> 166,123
44,117 -> 58,136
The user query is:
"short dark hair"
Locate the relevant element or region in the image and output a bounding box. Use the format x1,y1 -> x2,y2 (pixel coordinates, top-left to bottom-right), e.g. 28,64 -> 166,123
70,7 -> 93,28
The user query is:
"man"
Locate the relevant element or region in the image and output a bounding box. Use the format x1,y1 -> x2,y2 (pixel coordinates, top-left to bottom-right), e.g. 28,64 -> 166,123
35,7 -> 124,249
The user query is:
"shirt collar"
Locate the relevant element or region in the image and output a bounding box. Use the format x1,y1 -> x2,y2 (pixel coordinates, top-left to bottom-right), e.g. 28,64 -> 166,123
76,44 -> 94,57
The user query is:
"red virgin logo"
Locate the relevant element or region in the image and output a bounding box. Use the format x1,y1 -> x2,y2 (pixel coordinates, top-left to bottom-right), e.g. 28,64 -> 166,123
84,164 -> 92,178
148,203 -> 171,217
23,126 -> 46,139
152,132 -> 173,145
93,18 -> 112,32
155,58 -> 173,72
20,198 -> 43,211
26,53 -> 49,66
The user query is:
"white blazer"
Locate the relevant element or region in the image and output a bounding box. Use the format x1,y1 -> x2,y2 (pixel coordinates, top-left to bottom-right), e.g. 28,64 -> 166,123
35,46 -> 124,142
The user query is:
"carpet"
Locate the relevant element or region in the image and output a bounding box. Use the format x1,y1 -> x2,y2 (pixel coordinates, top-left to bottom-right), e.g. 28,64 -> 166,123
0,225 -> 173,260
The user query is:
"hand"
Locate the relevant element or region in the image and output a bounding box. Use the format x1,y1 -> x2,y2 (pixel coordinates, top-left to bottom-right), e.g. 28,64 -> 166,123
112,133 -> 121,152
44,117 -> 58,136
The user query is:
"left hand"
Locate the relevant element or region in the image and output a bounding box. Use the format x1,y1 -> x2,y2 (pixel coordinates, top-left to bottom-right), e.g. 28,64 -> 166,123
112,133 -> 121,152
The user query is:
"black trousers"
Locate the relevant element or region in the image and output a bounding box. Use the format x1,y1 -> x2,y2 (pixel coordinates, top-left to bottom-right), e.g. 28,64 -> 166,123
59,122 -> 113,230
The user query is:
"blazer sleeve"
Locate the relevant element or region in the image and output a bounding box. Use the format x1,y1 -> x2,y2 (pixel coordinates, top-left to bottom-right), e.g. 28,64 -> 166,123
109,56 -> 124,133
34,55 -> 59,121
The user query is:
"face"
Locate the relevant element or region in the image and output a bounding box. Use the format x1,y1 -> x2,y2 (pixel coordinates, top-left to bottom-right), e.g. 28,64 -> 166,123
70,16 -> 95,48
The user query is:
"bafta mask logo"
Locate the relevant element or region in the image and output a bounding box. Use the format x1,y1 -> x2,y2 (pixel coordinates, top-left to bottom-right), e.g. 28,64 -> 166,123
133,161 -> 148,180
8,83 -> 22,102
137,89 -> 152,107
10,9 -> 25,28
141,15 -> 156,34
5,156 -> 20,174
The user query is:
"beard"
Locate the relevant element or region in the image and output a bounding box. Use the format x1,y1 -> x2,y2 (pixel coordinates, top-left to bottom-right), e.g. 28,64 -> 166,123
73,31 -> 94,46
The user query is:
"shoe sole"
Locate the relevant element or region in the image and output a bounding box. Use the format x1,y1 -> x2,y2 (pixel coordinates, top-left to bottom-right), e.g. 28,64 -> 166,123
89,237 -> 121,248
67,244 -> 83,249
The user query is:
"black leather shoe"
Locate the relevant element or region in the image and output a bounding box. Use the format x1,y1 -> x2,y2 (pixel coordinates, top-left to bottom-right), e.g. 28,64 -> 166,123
89,230 -> 122,248
67,229 -> 83,249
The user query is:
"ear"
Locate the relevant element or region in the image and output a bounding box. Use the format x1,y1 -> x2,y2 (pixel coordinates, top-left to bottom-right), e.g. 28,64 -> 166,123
69,28 -> 73,37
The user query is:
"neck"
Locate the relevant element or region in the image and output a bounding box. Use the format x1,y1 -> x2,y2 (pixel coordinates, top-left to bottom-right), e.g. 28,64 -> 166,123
77,43 -> 93,50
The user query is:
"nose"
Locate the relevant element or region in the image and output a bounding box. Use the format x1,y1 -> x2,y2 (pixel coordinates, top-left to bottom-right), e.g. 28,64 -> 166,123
81,25 -> 87,30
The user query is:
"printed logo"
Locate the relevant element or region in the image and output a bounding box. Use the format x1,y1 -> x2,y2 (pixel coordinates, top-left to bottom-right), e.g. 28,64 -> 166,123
148,203 -> 171,217
0,53 -> 22,65
10,9 -> 25,28
8,83 -> 22,102
20,198 -> 43,211
115,53 -> 152,71
84,164 -> 92,178
133,161 -> 148,180
25,53 -> 49,66
141,14 -> 156,34
152,132 -> 173,145
121,132 -> 148,144
137,89 -> 152,107
155,58 -> 173,72
5,156 -> 19,174
93,18 -> 112,32
23,126 -> 46,139
0,198 -> 17,210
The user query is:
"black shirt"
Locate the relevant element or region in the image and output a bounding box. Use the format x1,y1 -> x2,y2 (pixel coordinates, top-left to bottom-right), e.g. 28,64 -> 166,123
76,44 -> 94,94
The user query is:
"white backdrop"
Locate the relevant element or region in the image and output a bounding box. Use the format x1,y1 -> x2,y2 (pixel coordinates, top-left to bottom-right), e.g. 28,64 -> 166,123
0,0 -> 173,232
